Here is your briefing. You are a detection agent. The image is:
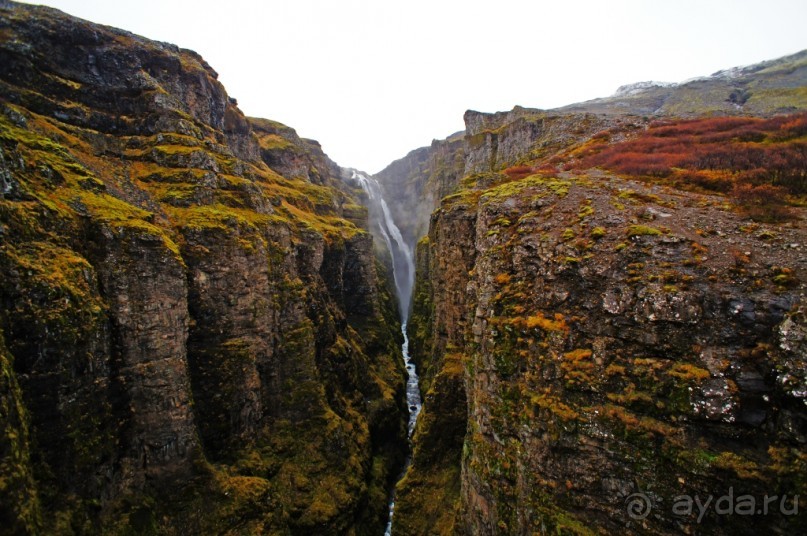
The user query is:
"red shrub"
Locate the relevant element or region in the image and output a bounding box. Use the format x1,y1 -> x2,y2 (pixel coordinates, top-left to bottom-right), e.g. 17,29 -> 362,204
576,112 -> 807,195
503,165 -> 535,180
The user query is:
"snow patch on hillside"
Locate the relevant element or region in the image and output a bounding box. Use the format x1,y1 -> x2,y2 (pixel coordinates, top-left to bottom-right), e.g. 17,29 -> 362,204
612,81 -> 677,97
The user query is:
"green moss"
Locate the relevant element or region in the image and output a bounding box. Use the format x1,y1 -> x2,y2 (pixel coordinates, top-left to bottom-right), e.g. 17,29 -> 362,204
531,392 -> 581,422
0,329 -> 42,533
590,226 -> 606,239
713,452 -> 762,480
618,189 -> 663,204
746,86 -> 807,112
79,192 -> 182,258
772,267 -> 799,287
394,460 -> 461,535
5,242 -> 99,308
256,133 -> 296,152
167,203 -> 270,232
480,174 -> 571,205
577,203 -> 595,219
626,224 -> 662,237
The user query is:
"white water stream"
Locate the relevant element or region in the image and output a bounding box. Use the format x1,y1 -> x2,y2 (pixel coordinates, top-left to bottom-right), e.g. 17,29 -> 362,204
353,171 -> 421,535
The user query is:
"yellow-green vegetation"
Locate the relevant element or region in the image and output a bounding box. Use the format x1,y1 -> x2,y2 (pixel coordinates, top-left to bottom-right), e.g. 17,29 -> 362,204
598,403 -> 680,441
408,238 -> 435,389
626,224 -> 663,237
577,201 -> 594,219
82,192 -> 183,257
772,266 -> 799,288
745,86 -> 807,112
489,312 -> 570,336
4,242 -> 101,314
617,189 -> 668,206
590,226 -> 606,239
255,132 -> 296,152
494,272 -> 512,285
0,330 -> 42,534
606,384 -> 656,408
479,174 -> 571,206
523,312 -> 569,332
560,348 -> 595,388
0,106 -> 186,261
712,451 -> 762,480
394,459 -> 461,536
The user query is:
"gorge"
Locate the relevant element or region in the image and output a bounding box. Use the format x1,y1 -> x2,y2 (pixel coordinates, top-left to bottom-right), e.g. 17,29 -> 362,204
354,171 -> 421,534
1,2 -> 806,535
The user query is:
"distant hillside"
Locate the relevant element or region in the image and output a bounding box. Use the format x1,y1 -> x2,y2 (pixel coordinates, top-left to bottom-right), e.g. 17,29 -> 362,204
560,49 -> 807,116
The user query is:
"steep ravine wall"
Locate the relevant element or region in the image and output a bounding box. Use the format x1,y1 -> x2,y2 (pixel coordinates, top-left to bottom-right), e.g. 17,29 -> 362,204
0,2 -> 407,534
398,169 -> 806,534
391,196 -> 479,535
384,93 -> 806,535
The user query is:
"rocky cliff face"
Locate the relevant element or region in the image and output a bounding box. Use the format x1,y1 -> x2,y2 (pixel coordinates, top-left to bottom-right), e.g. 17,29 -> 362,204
0,2 -> 406,534
383,62 -> 807,536
375,132 -> 466,247
397,171 -> 806,534
441,172 -> 805,535
463,108 -> 630,175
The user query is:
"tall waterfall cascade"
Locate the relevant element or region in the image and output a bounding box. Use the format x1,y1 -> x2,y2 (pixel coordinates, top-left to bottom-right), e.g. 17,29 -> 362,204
353,171 -> 415,320
353,171 -> 422,535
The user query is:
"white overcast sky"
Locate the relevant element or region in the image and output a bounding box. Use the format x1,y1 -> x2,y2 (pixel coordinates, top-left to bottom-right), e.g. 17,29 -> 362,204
18,0 -> 807,173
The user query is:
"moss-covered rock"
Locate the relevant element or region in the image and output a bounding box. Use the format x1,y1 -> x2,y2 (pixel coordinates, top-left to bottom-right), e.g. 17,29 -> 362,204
0,329 -> 41,535
0,2 -> 407,534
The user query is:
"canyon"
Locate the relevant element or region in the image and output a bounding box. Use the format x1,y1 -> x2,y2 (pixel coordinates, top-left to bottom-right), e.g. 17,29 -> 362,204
1,2 -> 806,535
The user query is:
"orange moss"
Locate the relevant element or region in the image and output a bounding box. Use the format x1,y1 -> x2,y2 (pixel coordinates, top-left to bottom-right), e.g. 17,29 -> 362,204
668,363 -> 711,382
494,273 -> 512,285
564,349 -> 592,361
523,312 -> 569,333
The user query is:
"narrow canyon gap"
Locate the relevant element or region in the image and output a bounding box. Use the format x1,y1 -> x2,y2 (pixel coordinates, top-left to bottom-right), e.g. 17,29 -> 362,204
354,171 -> 423,534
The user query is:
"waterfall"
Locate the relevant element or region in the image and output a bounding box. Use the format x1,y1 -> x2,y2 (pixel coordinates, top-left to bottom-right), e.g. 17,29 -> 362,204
353,171 -> 421,535
353,171 -> 415,320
